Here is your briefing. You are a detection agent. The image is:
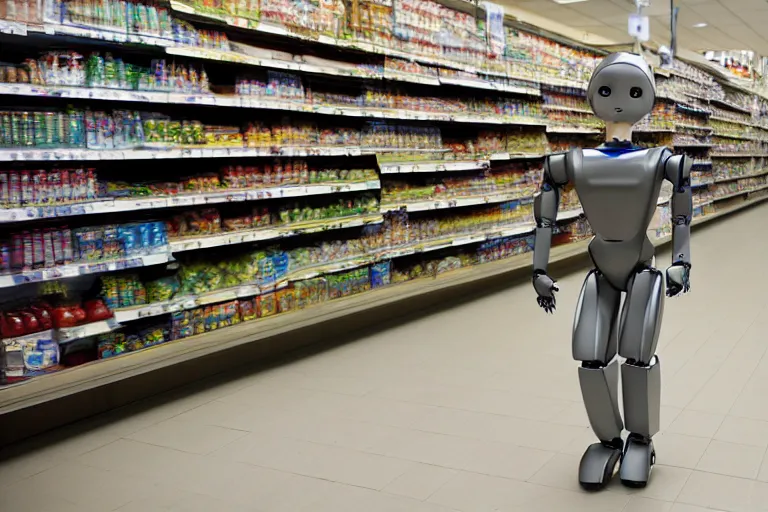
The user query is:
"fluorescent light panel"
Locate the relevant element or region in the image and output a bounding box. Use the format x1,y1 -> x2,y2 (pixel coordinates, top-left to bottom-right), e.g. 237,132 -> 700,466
693,22 -> 708,28
552,0 -> 589,4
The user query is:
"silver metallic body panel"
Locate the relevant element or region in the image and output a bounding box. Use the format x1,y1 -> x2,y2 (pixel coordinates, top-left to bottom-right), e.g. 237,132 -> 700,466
575,147 -> 666,242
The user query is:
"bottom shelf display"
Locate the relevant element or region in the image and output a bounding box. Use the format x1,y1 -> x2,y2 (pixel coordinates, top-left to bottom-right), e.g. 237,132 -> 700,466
0,195 -> 762,385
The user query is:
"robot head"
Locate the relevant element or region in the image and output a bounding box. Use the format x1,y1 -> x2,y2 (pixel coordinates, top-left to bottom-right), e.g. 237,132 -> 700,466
587,52 -> 656,124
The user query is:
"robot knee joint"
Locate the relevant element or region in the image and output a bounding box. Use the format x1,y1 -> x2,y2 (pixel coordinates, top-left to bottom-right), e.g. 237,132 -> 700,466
625,355 -> 659,368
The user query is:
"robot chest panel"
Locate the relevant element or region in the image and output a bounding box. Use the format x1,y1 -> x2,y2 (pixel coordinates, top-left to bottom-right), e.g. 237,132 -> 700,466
573,149 -> 663,241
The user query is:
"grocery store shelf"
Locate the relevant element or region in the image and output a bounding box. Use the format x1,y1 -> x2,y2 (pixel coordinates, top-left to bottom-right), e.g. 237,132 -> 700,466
3,191 -> 765,422
0,83 -> 546,125
0,145 -> 369,162
542,104 -> 593,114
711,153 -> 768,158
0,181 -> 381,224
0,252 -> 173,289
710,115 -> 754,127
546,126 -> 603,134
634,126 -> 676,134
713,169 -> 768,183
112,214 -> 577,325
675,123 -> 712,132
713,132 -> 761,141
168,214 -> 384,252
379,160 -> 490,174
437,76 -> 540,96
490,152 -> 546,160
711,183 -> 768,202
710,98 -> 752,115
381,190 -> 532,213
0,20 -> 177,47
55,319 -> 121,344
674,143 -> 714,148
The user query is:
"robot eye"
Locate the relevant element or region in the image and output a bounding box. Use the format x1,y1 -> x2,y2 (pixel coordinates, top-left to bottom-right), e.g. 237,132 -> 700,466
630,87 -> 643,98
598,86 -> 611,97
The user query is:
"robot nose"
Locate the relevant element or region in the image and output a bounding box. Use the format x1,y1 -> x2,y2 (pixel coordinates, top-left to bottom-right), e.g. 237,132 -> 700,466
615,107 -> 623,112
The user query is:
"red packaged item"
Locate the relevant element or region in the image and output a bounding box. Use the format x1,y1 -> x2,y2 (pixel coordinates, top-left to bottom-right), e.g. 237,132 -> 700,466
52,306 -> 76,328
1,312 -> 25,338
84,299 -> 112,322
18,310 -> 39,334
72,306 -> 86,324
30,302 -> 52,330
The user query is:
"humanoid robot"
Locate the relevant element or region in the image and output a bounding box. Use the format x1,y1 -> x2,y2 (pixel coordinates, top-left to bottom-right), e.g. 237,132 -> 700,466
531,52 -> 692,490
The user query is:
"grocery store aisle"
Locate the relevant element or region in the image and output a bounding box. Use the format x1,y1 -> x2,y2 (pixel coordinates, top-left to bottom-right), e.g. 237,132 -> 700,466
2,204 -> 768,512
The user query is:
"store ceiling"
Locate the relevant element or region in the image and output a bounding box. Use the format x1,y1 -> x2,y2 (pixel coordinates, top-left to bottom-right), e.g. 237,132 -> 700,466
501,0 -> 768,55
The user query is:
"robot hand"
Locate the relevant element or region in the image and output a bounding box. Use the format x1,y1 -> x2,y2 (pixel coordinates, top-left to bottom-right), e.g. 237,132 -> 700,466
666,262 -> 691,297
533,270 -> 559,313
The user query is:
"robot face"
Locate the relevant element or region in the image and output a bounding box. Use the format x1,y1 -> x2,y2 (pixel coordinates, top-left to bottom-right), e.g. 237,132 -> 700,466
587,53 -> 656,124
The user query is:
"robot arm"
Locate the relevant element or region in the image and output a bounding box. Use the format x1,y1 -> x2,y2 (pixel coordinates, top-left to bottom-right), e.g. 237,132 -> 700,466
664,153 -> 693,296
532,152 -> 570,312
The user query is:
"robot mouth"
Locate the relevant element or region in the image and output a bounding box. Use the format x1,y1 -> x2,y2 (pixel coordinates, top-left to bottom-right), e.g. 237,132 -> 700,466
615,107 -> 624,113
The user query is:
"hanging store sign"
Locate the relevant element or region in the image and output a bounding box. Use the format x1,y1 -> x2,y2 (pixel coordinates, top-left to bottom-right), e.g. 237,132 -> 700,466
484,2 -> 505,55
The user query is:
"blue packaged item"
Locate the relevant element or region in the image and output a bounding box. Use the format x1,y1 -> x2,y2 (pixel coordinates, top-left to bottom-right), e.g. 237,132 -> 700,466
73,227 -> 103,262
102,225 -> 120,260
150,221 -> 167,248
371,261 -> 391,288
138,223 -> 151,254
118,224 -> 139,256
271,252 -> 289,279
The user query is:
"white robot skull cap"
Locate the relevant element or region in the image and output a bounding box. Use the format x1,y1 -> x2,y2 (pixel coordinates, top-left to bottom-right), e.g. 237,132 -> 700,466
587,52 -> 656,124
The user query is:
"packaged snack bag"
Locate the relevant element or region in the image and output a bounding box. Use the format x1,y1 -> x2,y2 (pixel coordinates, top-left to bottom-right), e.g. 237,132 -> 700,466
259,292 -> 277,317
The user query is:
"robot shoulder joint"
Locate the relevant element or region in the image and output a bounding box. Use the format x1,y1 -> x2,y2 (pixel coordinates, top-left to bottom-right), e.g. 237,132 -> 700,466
544,151 -> 576,185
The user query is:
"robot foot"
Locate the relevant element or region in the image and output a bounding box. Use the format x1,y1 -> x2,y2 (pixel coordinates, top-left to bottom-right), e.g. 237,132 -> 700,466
578,440 -> 623,491
619,434 -> 656,488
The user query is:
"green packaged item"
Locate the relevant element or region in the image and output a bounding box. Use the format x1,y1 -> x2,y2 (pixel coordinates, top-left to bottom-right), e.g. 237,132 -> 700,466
146,276 -> 180,303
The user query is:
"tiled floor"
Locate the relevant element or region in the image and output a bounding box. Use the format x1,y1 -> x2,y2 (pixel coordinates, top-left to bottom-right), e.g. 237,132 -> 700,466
2,203 -> 768,512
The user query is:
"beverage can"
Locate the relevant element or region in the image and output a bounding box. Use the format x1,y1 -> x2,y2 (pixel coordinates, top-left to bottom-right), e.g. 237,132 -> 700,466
32,229 -> 44,268
60,227 -> 73,263
10,233 -> 23,270
0,242 -> 11,274
43,229 -> 55,267
0,171 -> 8,207
52,229 -> 64,264
22,230 -> 32,270
19,170 -> 31,205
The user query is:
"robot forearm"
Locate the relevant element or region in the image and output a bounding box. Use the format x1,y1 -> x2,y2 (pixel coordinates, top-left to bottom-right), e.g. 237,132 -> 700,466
533,154 -> 569,273
665,154 -> 693,265
671,210 -> 691,265
533,185 -> 561,274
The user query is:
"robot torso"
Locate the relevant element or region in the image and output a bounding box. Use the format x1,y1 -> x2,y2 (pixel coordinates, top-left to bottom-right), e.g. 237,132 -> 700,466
571,146 -> 668,242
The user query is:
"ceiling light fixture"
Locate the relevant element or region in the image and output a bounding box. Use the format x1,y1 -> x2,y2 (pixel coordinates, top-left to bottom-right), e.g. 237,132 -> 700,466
692,22 -> 708,28
552,0 -> 589,4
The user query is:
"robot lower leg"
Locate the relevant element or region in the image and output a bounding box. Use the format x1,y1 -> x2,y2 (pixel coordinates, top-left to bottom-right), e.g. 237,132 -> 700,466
572,270 -> 625,490
617,267 -> 664,488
